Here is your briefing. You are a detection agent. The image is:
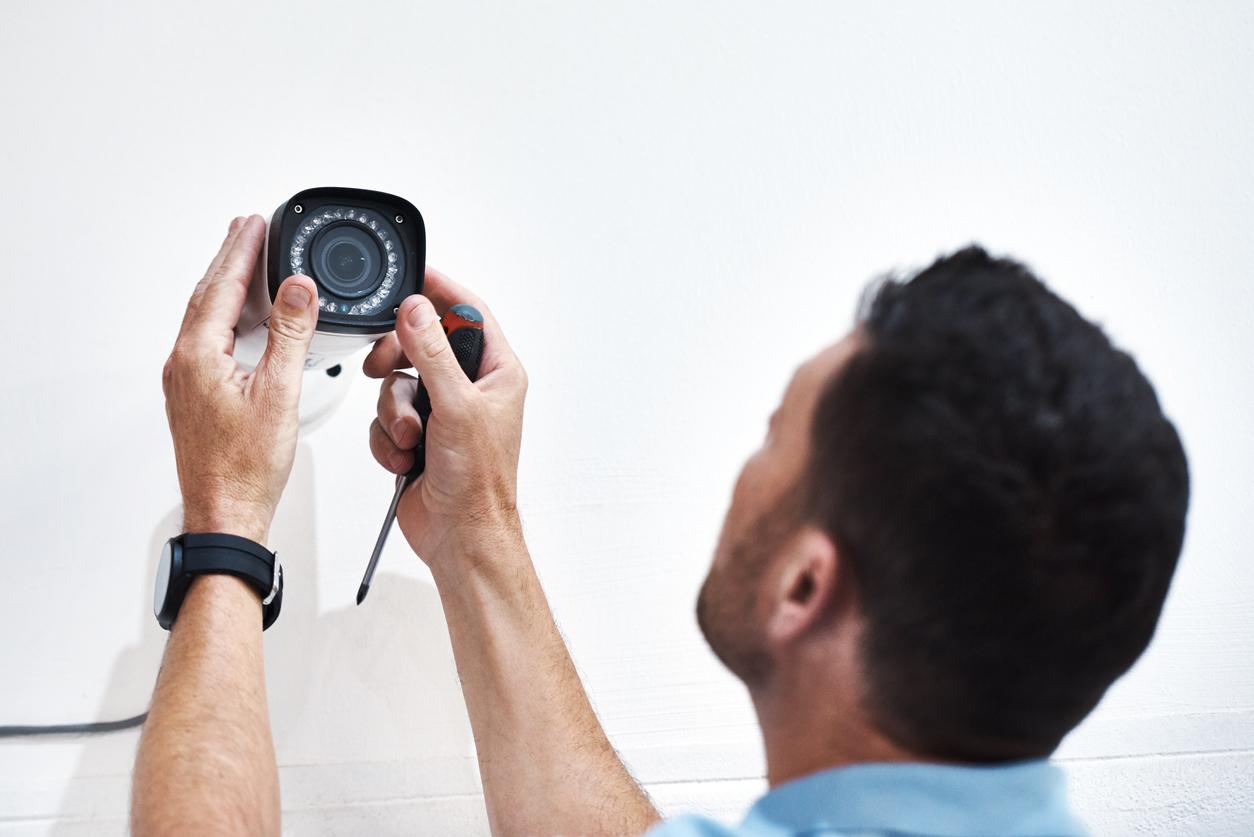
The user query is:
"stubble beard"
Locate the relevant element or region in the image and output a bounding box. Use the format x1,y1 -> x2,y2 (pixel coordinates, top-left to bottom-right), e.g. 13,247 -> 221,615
697,491 -> 804,686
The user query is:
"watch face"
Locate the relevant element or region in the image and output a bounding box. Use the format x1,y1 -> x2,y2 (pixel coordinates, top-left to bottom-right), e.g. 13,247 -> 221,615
154,540 -> 172,619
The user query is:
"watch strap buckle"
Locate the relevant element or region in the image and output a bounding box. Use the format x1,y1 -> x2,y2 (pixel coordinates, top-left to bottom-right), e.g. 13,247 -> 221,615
262,555 -> 282,606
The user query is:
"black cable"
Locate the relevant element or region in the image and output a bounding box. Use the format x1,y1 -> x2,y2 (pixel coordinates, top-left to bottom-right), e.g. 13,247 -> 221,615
0,712 -> 147,737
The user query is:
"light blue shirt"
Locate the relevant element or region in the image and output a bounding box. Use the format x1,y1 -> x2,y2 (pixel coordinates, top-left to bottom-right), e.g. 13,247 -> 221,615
645,761 -> 1087,837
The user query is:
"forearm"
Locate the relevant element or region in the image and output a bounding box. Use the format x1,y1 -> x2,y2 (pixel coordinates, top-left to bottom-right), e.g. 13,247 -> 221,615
432,525 -> 660,837
136,214 -> 311,836
131,575 -> 279,837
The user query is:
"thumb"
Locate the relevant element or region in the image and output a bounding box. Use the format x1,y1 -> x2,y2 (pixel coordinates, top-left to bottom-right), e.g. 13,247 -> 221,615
396,294 -> 473,412
255,275 -> 318,404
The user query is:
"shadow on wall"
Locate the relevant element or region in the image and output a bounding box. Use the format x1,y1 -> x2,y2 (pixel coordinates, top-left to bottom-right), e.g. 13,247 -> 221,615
50,444 -> 479,836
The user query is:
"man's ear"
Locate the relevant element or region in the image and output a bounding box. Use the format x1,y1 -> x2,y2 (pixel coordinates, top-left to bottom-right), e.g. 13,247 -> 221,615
765,526 -> 841,646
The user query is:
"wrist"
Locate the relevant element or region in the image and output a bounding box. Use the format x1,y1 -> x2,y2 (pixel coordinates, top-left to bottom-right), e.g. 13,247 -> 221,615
181,573 -> 264,623
182,502 -> 271,545
427,511 -> 528,587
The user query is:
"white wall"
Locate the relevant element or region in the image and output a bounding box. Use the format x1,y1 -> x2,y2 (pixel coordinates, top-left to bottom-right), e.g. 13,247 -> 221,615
1,2 -> 1252,834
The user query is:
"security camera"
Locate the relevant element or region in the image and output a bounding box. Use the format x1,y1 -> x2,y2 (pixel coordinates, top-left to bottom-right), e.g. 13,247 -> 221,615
234,186 -> 426,425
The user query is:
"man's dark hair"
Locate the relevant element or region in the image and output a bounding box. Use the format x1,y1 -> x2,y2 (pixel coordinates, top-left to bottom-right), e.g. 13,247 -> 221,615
804,246 -> 1190,761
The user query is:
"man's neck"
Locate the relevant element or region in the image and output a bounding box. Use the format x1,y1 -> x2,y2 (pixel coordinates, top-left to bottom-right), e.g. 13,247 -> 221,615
751,658 -> 917,787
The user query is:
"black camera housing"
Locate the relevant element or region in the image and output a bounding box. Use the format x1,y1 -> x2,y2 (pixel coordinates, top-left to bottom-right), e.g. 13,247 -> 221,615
266,186 -> 425,334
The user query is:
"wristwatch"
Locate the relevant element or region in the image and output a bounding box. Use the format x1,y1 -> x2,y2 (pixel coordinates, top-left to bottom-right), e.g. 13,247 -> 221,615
154,533 -> 284,630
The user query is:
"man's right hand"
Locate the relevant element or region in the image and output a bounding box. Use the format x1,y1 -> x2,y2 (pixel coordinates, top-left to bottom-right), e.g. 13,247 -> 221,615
364,267 -> 528,574
365,268 -> 658,836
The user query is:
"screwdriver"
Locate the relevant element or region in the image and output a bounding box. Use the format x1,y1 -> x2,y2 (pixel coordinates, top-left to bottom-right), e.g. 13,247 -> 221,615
356,303 -> 486,605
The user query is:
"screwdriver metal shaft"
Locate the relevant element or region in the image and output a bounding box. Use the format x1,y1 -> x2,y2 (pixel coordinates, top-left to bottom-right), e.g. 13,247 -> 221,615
357,474 -> 408,604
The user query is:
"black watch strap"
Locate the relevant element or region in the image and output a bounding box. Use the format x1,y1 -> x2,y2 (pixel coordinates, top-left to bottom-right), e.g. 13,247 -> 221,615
180,533 -> 283,629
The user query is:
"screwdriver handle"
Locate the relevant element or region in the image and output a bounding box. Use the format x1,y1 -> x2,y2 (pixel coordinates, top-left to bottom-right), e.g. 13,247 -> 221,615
407,303 -> 486,480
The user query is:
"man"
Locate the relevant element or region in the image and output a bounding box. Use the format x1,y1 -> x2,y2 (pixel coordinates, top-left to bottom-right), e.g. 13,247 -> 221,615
132,215 -> 1189,836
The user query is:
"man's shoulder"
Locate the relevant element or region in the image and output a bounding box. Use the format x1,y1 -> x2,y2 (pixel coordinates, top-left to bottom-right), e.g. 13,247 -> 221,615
641,813 -> 875,837
641,813 -> 745,837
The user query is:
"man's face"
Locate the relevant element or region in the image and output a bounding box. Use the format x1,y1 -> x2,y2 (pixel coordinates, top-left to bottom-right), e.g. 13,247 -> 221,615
696,332 -> 860,684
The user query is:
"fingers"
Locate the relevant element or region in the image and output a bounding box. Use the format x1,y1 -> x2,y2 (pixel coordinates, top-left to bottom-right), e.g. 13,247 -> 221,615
363,332 -> 406,378
362,265 -> 520,381
182,215 -> 267,350
370,372 -> 425,474
416,267 -> 519,378
394,295 -> 476,412
179,217 -> 246,339
252,275 -> 319,407
370,418 -> 414,475
377,372 -> 422,449
194,217 -> 245,305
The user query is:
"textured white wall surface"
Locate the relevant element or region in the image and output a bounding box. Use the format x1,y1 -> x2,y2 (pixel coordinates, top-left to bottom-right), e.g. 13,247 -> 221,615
2,2 -> 1252,834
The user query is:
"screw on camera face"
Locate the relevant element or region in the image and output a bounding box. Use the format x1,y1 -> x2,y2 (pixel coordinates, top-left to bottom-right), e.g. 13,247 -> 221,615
294,204 -> 303,214
394,214 -> 404,224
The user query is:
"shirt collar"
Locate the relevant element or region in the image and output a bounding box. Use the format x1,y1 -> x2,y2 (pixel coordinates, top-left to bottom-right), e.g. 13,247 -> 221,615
741,760 -> 1087,837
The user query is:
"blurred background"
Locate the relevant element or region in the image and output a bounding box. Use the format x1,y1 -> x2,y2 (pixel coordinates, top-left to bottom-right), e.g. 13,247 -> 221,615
1,1 -> 1251,834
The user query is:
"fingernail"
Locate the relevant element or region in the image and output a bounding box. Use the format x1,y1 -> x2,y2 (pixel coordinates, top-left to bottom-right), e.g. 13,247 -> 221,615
391,418 -> 408,444
283,284 -> 311,307
407,299 -> 437,330
389,451 -> 408,472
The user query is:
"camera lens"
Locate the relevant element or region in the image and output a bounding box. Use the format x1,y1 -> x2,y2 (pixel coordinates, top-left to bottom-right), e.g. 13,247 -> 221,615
287,203 -> 409,318
310,224 -> 382,299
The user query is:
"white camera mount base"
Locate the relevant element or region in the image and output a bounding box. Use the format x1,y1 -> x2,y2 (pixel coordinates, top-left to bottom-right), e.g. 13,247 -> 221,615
298,362 -> 355,431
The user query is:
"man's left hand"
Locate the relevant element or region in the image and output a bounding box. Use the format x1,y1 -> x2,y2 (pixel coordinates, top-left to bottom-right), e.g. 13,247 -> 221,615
162,215 -> 319,544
